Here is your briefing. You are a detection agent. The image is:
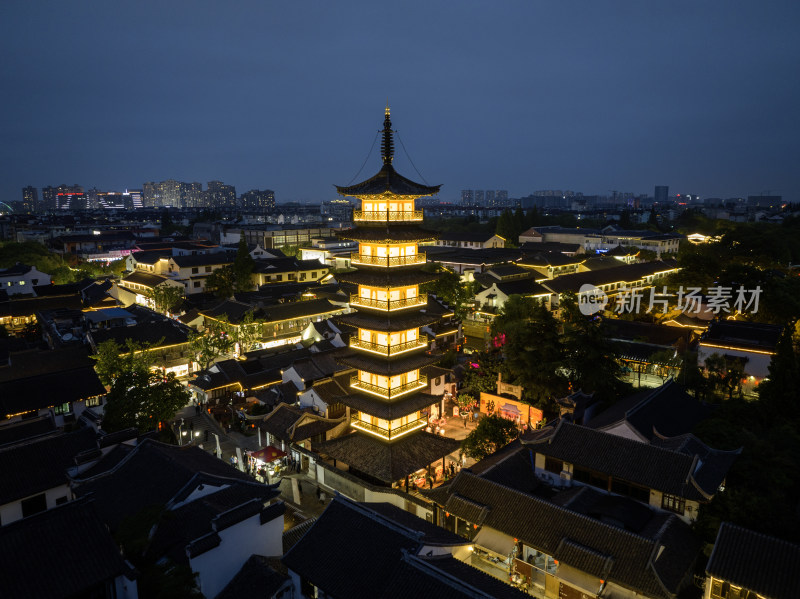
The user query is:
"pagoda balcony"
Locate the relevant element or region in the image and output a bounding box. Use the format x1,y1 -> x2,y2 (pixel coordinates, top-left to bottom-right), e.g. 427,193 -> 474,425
353,210 -> 423,222
350,338 -> 428,356
350,375 -> 428,399
350,416 -> 426,440
350,293 -> 428,311
350,252 -> 426,267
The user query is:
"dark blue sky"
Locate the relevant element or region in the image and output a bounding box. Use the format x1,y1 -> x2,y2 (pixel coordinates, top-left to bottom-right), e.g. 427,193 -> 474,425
2,1 -> 799,204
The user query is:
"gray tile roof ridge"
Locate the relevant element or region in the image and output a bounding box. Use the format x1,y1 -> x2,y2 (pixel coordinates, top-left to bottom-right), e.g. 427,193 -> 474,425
455,470 -> 662,546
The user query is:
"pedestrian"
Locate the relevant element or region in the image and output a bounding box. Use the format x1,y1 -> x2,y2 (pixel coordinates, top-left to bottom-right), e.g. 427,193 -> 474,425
320,490 -> 326,503
195,403 -> 200,415
230,455 -> 235,466
316,487 -> 322,503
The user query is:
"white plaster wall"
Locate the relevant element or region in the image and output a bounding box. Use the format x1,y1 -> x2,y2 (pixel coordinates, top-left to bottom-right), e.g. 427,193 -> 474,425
191,511 -> 284,599
0,484 -> 71,525
600,422 -> 647,442
114,574 -> 139,599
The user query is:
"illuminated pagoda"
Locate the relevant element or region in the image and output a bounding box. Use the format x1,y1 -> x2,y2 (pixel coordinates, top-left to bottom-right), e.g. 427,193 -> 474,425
318,107 -> 459,487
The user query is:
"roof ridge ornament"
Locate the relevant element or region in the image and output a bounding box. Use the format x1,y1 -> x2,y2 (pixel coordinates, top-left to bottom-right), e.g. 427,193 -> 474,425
381,104 -> 394,166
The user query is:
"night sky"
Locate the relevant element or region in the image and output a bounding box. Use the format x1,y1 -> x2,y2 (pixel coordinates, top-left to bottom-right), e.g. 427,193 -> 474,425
2,1 -> 799,204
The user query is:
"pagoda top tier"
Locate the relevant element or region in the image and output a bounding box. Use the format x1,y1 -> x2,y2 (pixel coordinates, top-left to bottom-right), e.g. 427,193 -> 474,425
335,107 -> 441,198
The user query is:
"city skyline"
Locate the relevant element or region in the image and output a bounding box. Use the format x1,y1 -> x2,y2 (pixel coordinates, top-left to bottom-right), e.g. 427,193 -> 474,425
2,2 -> 799,204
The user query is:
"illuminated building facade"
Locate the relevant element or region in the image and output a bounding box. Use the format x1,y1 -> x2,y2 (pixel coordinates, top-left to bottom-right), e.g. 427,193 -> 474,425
318,108 -> 459,486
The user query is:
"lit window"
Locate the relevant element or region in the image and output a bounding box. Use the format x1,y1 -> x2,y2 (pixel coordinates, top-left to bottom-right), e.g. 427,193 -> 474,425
661,494 -> 686,514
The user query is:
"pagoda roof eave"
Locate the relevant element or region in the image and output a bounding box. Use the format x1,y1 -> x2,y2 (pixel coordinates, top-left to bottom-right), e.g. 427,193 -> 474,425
335,164 -> 440,198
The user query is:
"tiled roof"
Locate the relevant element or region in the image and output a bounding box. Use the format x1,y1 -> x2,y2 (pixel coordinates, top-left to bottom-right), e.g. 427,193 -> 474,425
90,319 -> 192,348
316,431 -> 460,483
335,390 -> 439,420
0,427 -> 97,504
121,270 -> 170,288
706,522 -> 800,599
338,268 -> 440,287
149,484 -> 281,563
701,320 -> 782,352
170,251 -> 237,268
522,421 -> 739,501
335,163 -> 441,197
586,380 -> 712,441
337,309 -> 439,331
0,498 -> 133,599
72,439 -> 253,530
336,349 -> 440,376
0,365 -> 106,418
215,554 -> 290,599
431,471 -> 700,598
541,260 -> 679,294
0,416 -> 57,447
201,299 -> 254,324
258,403 -> 343,443
337,225 -> 438,243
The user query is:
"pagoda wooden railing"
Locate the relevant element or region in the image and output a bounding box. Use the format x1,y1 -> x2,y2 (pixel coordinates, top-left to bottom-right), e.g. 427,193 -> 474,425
350,375 -> 428,399
350,416 -> 426,440
353,210 -> 423,222
350,294 -> 427,311
350,338 -> 428,355
350,253 -> 426,267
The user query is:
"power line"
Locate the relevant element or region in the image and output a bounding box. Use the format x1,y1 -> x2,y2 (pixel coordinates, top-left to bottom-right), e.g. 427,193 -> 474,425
395,130 -> 430,186
346,130 -> 380,186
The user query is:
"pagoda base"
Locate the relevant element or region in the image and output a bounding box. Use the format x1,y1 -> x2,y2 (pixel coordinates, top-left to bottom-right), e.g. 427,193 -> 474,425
316,430 -> 460,484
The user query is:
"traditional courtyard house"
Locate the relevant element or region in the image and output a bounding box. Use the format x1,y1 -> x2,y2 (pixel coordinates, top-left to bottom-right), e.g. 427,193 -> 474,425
698,320 -> 782,395
297,369 -> 352,419
0,498 -> 139,599
541,259 -> 680,310
71,438 -> 285,599
425,245 -> 522,275
282,495 -> 528,599
257,402 -> 348,465
516,251 -> 586,280
259,298 -> 346,347
166,251 -> 237,294
473,267 -> 551,317
0,263 -> 52,295
425,447 -> 702,599
313,108 -> 460,489
115,270 -> 185,310
518,239 -> 584,256
522,420 -> 740,524
0,427 -> 97,525
603,319 -> 695,386
251,256 -> 330,286
586,379 -> 712,442
0,287 -> 83,335
0,347 -> 106,426
705,522 -> 800,599
434,231 -> 507,249
421,294 -> 464,351
87,312 -> 195,379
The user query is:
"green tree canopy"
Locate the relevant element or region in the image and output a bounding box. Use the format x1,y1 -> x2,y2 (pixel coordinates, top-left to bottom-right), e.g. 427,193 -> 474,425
461,414 -> 519,462
205,265 -> 236,299
92,339 -> 159,387
103,369 -> 189,433
233,233 -> 255,292
148,284 -> 184,315
421,263 -> 479,321
190,318 -> 235,370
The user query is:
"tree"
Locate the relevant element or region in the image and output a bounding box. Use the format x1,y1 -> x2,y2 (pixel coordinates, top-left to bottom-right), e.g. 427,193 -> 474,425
233,232 -> 255,292
650,349 -> 683,383
560,294 -> 626,401
148,284 -> 184,315
462,414 -> 519,461
757,324 -> 800,422
421,263 -> 479,321
230,311 -> 262,355
103,369 -> 189,433
92,339 -> 158,387
461,351 -> 503,395
190,319 -> 234,370
205,265 -> 236,299
454,392 -> 476,414
495,210 -> 518,246
704,353 -> 746,401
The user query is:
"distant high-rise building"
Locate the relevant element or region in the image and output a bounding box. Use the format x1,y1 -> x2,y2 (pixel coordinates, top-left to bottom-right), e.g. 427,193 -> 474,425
496,190 -> 508,204
747,195 -> 782,209
654,185 -> 669,204
142,182 -> 157,207
460,189 -> 474,205
485,190 -> 496,205
183,182 -> 205,208
241,189 -> 276,211
474,190 -> 485,204
157,179 -> 182,207
43,184 -> 83,210
207,180 -> 237,208
21,186 -> 38,212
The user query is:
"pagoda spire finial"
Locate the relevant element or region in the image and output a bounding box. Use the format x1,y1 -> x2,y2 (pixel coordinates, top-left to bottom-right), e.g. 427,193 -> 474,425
381,104 -> 394,166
